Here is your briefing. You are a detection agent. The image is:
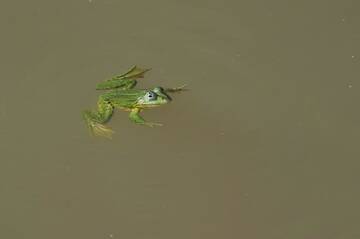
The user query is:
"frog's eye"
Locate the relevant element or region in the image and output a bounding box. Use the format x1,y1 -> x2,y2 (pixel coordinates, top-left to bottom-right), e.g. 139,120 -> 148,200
145,91 -> 157,101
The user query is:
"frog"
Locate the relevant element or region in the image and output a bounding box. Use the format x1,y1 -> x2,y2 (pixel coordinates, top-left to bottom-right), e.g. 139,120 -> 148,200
83,65 -> 186,138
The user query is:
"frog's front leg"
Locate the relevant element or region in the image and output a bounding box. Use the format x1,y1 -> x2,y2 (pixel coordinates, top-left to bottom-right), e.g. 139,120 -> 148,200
96,66 -> 150,90
164,84 -> 187,93
83,98 -> 114,138
129,108 -> 163,127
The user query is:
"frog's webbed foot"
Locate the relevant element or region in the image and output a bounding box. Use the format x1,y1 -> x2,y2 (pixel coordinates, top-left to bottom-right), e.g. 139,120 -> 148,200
165,84 -> 188,93
118,65 -> 151,80
129,108 -> 163,127
96,66 -> 151,90
83,99 -> 115,138
87,120 -> 114,139
83,110 -> 114,138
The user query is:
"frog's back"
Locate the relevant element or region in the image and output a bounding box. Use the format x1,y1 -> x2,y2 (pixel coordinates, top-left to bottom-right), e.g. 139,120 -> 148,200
100,89 -> 146,108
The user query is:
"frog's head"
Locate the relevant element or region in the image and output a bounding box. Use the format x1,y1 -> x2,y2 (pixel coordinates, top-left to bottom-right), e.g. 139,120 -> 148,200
136,87 -> 171,108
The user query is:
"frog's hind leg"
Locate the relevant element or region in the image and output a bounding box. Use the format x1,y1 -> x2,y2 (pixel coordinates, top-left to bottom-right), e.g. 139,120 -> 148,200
96,66 -> 151,90
96,78 -> 137,91
129,108 -> 163,127
83,98 -> 114,138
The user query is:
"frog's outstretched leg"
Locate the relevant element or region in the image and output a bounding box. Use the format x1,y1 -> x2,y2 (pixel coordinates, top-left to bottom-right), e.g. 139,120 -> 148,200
83,99 -> 114,138
129,108 -> 163,127
96,66 -> 151,90
164,84 -> 188,93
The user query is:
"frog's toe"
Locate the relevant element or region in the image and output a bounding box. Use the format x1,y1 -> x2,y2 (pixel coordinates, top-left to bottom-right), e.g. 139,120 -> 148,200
145,122 -> 163,127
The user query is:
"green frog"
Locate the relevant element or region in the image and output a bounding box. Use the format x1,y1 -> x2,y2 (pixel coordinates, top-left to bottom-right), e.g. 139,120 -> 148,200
83,66 -> 186,138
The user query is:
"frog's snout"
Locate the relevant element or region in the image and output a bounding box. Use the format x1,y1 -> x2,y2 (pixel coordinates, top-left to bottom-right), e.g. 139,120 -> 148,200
153,87 -> 172,102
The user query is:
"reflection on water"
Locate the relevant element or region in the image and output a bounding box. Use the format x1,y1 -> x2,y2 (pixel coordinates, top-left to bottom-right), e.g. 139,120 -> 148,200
0,0 -> 359,238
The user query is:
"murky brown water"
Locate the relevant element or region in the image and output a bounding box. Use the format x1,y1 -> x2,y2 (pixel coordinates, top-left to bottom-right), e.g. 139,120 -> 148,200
1,0 -> 360,238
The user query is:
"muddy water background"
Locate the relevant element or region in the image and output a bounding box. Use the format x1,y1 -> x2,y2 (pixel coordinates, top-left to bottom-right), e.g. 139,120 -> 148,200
1,0 -> 360,238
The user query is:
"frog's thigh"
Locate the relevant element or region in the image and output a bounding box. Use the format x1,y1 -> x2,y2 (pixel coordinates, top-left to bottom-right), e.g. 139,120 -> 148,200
96,98 -> 114,123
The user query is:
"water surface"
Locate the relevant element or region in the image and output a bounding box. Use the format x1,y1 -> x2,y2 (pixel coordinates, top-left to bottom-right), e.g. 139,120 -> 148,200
0,0 -> 360,238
